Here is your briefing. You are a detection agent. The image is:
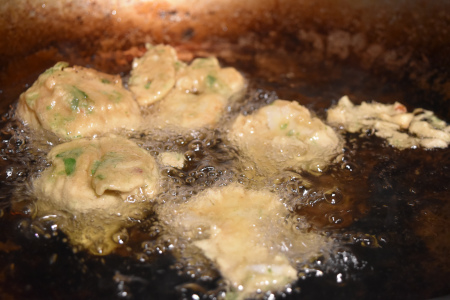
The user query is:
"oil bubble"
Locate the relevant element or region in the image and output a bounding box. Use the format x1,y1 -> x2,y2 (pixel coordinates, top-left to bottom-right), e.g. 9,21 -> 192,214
141,241 -> 154,250
237,176 -> 249,185
341,162 -> 357,172
188,140 -> 203,152
113,229 -> 129,245
136,253 -> 149,262
184,150 -> 196,161
149,150 -> 159,156
186,177 -> 195,184
324,189 -> 343,205
194,171 -> 205,179
17,219 -> 30,231
286,181 -> 299,193
205,138 -> 219,148
198,165 -> 214,173
30,220 -> 49,237
12,200 -> 37,217
328,214 -> 343,225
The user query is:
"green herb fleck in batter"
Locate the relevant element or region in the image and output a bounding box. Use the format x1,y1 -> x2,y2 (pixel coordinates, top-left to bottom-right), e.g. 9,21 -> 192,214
63,158 -> 76,175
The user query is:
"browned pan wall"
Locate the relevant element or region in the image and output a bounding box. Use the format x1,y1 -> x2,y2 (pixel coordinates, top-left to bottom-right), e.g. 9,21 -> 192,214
0,0 -> 449,112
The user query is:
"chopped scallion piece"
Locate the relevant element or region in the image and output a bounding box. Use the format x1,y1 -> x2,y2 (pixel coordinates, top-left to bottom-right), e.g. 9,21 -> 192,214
95,174 -> 106,180
91,160 -> 101,175
206,75 -> 216,87
63,158 -> 76,175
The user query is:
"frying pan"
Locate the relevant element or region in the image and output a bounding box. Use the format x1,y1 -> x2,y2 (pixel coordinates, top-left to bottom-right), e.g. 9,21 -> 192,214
0,0 -> 449,299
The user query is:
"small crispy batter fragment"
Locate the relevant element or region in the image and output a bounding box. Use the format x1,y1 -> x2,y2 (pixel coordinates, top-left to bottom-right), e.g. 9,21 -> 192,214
327,95 -> 450,149
158,151 -> 185,168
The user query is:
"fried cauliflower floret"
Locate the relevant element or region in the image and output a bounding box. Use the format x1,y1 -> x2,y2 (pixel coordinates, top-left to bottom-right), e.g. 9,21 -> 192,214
327,95 -> 450,149
174,57 -> 245,99
16,62 -> 142,140
157,151 -> 185,169
128,44 -> 181,106
33,136 -> 160,254
152,91 -> 226,129
147,56 -> 246,129
158,184 -> 328,298
228,100 -> 343,175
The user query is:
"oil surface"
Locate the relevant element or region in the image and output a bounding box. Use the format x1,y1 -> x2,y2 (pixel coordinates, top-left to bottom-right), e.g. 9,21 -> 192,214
0,55 -> 449,300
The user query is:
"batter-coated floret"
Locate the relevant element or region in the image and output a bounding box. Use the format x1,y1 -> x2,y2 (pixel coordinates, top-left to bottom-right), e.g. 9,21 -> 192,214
158,184 -> 329,299
33,135 -> 160,254
16,62 -> 142,139
128,44 -> 180,106
228,100 -> 343,175
146,56 -> 246,130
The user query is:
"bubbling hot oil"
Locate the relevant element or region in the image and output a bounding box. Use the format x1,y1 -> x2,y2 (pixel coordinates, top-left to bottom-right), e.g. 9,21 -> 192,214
1,84 -> 449,299
0,87 -> 349,290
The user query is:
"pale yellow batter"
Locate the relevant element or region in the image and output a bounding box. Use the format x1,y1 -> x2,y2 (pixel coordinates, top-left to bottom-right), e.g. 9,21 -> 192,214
16,62 -> 142,140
